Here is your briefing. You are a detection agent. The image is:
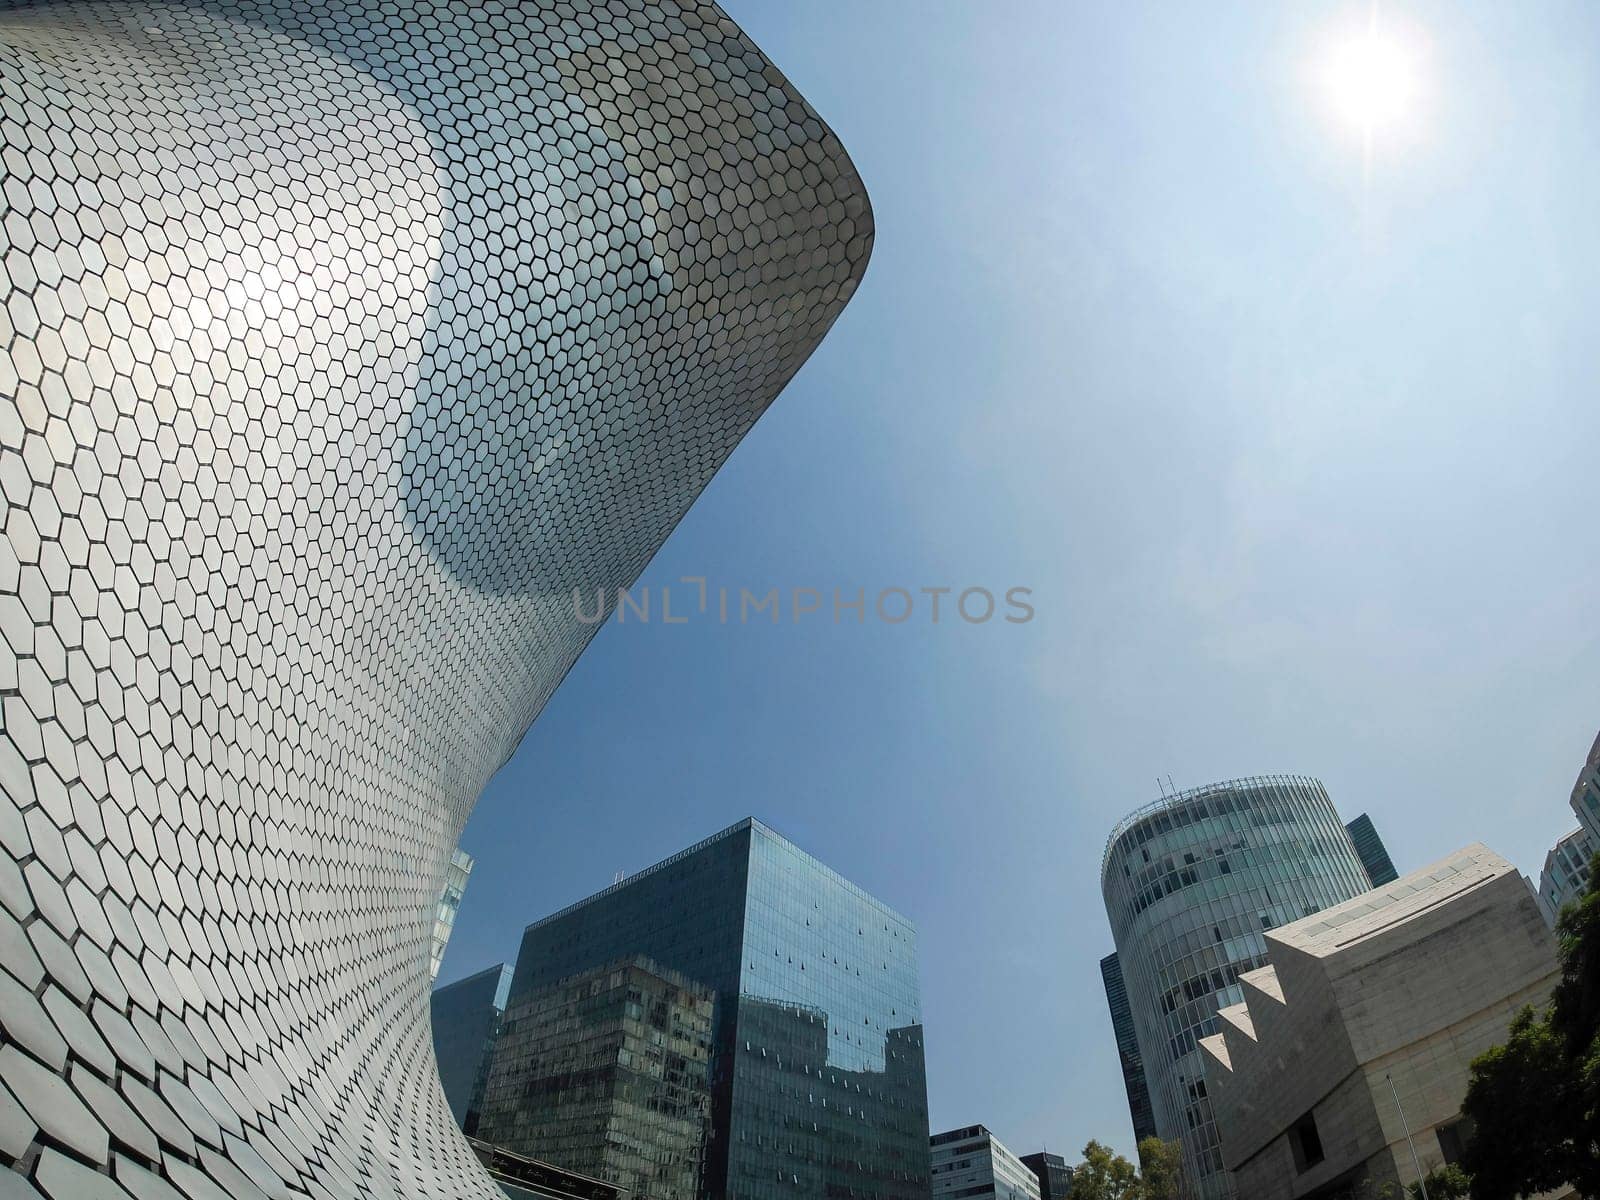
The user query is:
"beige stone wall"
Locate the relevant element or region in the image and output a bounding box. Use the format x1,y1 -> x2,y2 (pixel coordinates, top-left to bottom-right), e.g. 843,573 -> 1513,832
1231,1070 -> 1390,1200
1361,972 -> 1554,1188
1202,848 -> 1561,1200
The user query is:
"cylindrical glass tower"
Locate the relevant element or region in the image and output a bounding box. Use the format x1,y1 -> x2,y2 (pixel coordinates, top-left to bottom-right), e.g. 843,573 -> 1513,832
1100,776 -> 1370,1199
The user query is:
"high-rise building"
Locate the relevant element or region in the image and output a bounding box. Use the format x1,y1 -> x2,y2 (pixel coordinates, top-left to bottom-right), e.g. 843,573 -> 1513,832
1100,777 -> 1372,1199
1538,729 -> 1600,925
433,964 -> 513,1134
1571,730 -> 1600,845
930,1126 -> 1041,1200
1200,846 -> 1559,1199
486,818 -> 930,1200
432,848 -> 476,981
1539,827 -> 1599,926
478,956 -> 714,1199
1098,953 -> 1157,1143
1343,814 -> 1398,887
1019,1151 -> 1075,1200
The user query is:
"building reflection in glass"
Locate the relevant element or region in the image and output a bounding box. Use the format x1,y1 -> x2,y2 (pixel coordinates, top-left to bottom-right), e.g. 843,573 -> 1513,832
481,818 -> 931,1200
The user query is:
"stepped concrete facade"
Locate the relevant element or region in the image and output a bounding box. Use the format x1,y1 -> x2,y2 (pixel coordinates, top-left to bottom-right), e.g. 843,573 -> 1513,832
0,2 -> 871,1196
1200,845 -> 1560,1200
1100,776 -> 1372,1198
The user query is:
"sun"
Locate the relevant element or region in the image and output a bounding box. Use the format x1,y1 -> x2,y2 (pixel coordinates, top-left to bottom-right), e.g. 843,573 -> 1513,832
1314,9 -> 1428,150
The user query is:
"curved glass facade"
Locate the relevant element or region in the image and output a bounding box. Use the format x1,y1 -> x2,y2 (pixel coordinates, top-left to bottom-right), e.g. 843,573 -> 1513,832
0,1 -> 871,1195
1100,776 -> 1369,1199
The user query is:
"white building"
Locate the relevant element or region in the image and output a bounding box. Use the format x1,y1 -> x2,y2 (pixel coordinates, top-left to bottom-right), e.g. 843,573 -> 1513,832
430,847 -> 475,980
1200,845 -> 1562,1200
1537,729 -> 1600,925
931,1125 -> 1042,1200
1571,730 -> 1600,845
1539,826 -> 1598,926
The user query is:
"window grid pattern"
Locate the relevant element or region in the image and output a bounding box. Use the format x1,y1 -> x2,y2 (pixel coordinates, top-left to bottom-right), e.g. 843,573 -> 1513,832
499,820 -> 929,1200
476,957 -> 713,1200
1343,814 -> 1398,888
1100,777 -> 1370,1199
1539,826 -> 1599,924
1568,732 -> 1600,848
431,963 -> 513,1134
1540,731 -> 1600,925
929,1125 -> 1041,1200
728,825 -> 928,1200
431,848 -> 475,981
1098,952 -> 1157,1142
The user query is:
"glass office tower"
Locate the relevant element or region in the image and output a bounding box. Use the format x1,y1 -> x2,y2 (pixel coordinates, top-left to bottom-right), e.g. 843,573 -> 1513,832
1343,814 -> 1399,886
1019,1151 -> 1074,1200
432,963 -> 512,1134
491,818 -> 930,1200
1101,777 -> 1370,1199
478,956 -> 714,1199
1098,952 -> 1157,1142
1568,730 -> 1600,845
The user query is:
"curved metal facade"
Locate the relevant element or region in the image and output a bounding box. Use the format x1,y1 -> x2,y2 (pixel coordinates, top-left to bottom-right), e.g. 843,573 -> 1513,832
0,2 -> 871,1196
1100,777 -> 1369,1199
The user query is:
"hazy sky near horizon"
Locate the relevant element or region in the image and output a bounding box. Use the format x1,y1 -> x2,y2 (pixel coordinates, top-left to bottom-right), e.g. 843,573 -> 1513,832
441,0 -> 1600,1162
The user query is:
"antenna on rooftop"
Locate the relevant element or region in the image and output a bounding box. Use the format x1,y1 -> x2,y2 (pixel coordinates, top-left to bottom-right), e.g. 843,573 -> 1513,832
613,869 -> 626,885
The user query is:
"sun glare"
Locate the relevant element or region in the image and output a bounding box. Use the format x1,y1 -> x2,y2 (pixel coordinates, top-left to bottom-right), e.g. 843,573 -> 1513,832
1315,9 -> 1428,151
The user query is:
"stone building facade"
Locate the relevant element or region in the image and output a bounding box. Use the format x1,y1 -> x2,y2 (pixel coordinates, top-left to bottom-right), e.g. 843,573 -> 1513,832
1200,845 -> 1559,1200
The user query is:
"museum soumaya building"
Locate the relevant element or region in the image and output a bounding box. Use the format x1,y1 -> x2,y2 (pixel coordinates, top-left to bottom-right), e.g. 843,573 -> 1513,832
1101,777 -> 1374,1200
0,1 -> 872,1197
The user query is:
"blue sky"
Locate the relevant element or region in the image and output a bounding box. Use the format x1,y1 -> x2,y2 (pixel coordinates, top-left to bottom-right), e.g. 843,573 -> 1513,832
442,0 -> 1600,1162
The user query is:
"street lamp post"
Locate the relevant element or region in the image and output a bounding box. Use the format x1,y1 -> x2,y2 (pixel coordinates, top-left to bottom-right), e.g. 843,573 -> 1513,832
1386,1071 -> 1430,1200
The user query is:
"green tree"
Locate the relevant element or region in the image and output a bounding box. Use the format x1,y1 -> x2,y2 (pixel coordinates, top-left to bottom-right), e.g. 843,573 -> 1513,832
1135,1137 -> 1183,1200
1069,1140 -> 1144,1200
1460,851 -> 1600,1198
1405,1163 -> 1470,1199
1346,1178 -> 1398,1200
1458,1006 -> 1569,1197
